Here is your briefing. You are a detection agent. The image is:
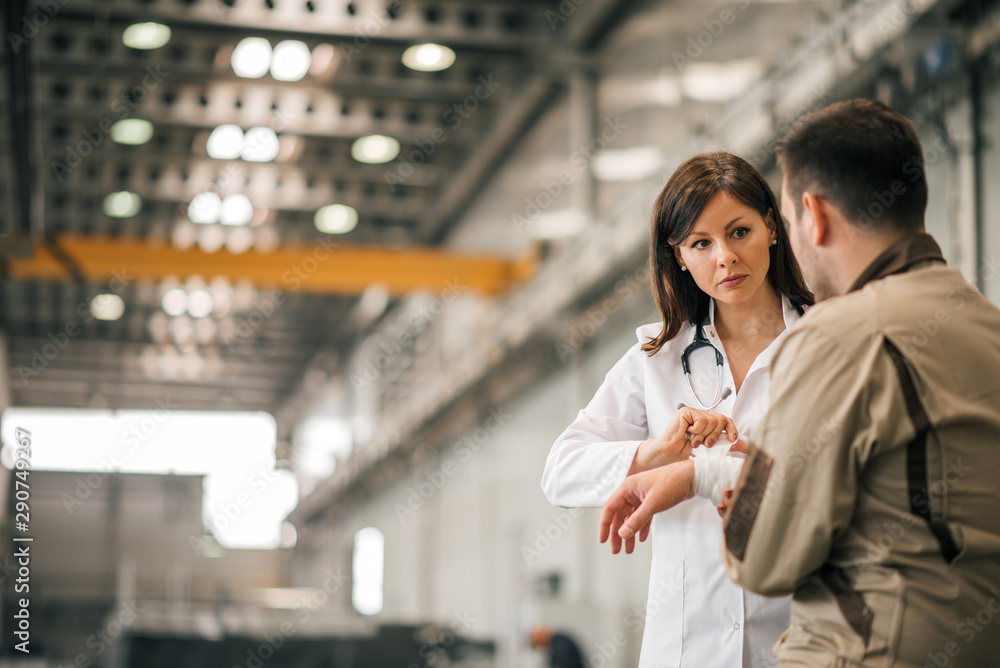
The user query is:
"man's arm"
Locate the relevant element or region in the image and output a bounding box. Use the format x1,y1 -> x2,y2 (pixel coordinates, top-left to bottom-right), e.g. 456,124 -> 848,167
720,326 -> 877,595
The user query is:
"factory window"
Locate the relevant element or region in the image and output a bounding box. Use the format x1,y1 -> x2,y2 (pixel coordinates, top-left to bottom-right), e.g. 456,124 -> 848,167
352,527 -> 384,615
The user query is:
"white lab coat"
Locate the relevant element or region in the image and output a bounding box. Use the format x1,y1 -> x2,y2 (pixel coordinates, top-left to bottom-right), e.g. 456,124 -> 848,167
542,295 -> 802,668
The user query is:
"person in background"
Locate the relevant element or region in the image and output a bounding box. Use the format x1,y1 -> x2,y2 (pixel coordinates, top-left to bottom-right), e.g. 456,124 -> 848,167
529,626 -> 586,668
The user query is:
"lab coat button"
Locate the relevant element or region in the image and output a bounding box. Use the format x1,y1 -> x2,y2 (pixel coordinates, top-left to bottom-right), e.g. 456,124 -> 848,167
734,623 -> 741,630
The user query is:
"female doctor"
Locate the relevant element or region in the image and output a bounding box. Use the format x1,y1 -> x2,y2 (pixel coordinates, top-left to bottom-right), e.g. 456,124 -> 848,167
541,152 -> 813,668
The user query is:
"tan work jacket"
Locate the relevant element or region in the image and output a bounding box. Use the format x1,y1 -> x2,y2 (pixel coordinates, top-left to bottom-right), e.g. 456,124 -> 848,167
722,233 -> 1000,667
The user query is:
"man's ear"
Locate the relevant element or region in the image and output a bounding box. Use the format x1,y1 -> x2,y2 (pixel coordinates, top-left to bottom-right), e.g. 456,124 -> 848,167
801,191 -> 829,246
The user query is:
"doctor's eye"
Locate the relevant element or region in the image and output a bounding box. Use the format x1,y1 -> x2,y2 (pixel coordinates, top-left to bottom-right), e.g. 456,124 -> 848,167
691,239 -> 710,249
733,227 -> 750,239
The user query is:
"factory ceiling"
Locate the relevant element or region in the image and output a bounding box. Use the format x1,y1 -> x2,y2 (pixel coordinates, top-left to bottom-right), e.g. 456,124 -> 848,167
0,0 -> 629,411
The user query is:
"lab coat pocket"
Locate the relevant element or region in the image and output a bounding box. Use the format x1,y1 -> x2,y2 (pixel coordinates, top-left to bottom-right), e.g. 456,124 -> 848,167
638,557 -> 684,668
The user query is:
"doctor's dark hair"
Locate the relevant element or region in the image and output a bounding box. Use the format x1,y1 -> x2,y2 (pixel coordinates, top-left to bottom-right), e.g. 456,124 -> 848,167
642,151 -> 813,355
776,99 -> 928,232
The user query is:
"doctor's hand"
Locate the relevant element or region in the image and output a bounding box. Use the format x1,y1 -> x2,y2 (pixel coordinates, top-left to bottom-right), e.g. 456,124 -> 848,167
717,488 -> 734,518
628,407 -> 741,475
599,460 -> 696,554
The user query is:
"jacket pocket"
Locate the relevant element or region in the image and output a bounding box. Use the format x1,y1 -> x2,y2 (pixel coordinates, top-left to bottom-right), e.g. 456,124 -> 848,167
638,558 -> 684,668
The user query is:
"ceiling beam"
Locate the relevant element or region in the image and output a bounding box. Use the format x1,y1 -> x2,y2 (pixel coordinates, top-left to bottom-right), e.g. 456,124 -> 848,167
7,235 -> 540,297
49,1 -> 546,51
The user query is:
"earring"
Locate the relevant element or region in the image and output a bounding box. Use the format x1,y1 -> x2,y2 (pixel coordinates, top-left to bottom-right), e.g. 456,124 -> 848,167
680,265 -> 688,271
770,239 -> 777,246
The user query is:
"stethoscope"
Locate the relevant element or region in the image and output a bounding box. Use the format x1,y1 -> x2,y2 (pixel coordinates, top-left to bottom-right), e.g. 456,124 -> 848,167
680,303 -> 805,410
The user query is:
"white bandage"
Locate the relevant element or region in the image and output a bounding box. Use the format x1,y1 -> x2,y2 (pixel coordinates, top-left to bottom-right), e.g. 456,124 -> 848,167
690,443 -> 744,505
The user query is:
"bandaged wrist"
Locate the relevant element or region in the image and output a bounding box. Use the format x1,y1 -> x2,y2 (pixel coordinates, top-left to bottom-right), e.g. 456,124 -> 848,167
690,444 -> 743,505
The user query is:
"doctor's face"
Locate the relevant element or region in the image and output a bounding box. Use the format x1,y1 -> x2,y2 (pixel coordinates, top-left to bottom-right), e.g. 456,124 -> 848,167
673,191 -> 776,308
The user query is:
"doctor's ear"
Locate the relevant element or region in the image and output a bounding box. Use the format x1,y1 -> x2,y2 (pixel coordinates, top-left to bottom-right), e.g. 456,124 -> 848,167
672,245 -> 686,271
764,210 -> 778,244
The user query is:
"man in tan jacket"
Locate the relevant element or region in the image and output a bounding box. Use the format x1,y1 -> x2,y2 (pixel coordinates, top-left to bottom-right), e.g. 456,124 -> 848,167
599,99 -> 1000,666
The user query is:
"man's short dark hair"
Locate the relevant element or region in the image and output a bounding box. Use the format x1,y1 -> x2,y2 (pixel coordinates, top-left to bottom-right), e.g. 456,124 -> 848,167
776,99 -> 928,232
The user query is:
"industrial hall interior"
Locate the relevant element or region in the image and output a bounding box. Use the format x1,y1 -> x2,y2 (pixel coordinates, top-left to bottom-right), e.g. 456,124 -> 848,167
0,0 -> 999,666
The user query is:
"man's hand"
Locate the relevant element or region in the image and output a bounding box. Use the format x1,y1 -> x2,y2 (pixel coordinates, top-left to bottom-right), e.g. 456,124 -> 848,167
629,407 -> 741,475
599,460 -> 696,554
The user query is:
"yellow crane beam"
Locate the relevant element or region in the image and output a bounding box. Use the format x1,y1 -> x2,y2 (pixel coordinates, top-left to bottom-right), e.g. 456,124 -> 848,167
6,235 -> 540,297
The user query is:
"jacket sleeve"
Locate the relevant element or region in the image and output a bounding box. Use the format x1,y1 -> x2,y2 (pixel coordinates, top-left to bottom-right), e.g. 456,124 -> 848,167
541,342 -> 648,508
721,326 -> 878,595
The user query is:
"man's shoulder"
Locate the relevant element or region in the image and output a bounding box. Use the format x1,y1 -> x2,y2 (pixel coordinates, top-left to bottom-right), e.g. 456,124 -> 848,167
789,292 -> 878,341
775,296 -> 880,372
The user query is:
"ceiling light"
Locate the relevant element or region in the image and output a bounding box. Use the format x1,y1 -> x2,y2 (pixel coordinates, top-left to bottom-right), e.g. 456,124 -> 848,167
310,43 -> 336,76
90,294 -> 125,321
232,37 -> 273,79
111,119 -> 154,145
207,124 -> 245,160
188,192 -> 222,224
122,22 -> 171,50
226,226 -> 255,254
187,289 -> 214,318
526,207 -> 587,240
351,135 -> 399,164
593,146 -> 664,182
681,59 -> 763,102
169,315 -> 195,344
103,191 -> 142,218
162,288 -> 187,316
270,40 -> 312,82
198,225 -> 226,253
242,127 -> 280,162
402,43 -> 455,72
220,194 -> 254,226
314,204 -> 358,234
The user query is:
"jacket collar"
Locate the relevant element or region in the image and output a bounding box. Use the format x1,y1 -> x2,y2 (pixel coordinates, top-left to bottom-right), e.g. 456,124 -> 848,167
847,232 -> 946,293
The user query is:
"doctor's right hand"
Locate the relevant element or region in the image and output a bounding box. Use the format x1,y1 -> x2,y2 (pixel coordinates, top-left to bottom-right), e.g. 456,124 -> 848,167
628,406 -> 741,475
